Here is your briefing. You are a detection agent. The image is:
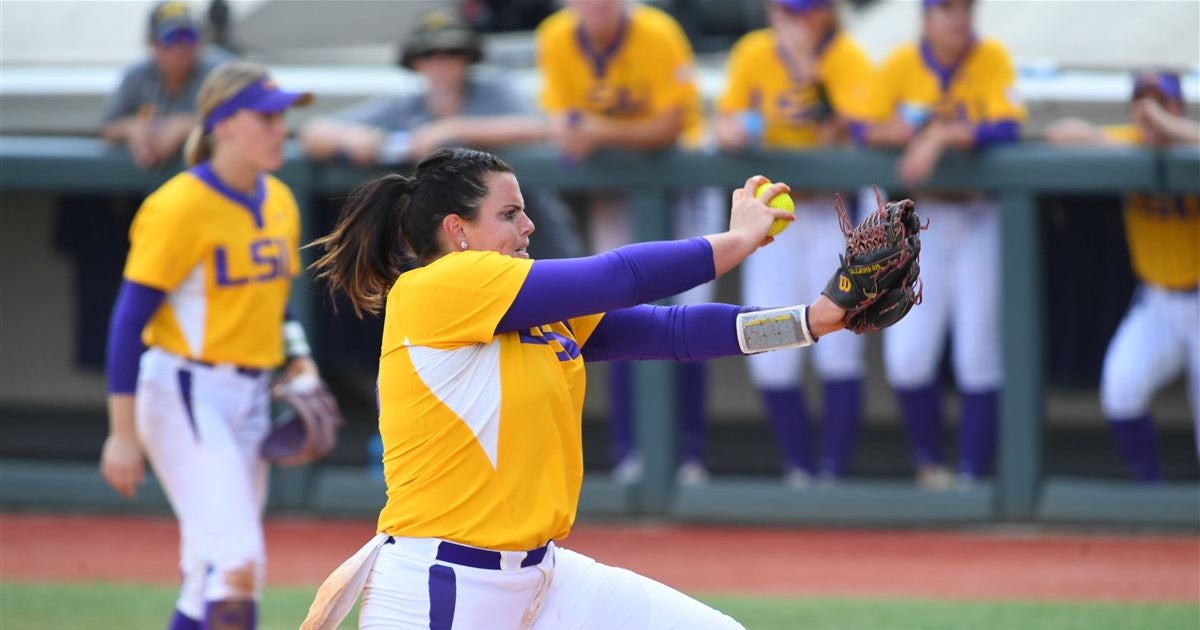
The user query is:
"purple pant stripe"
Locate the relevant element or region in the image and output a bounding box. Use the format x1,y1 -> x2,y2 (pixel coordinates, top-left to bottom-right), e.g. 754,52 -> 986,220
177,369 -> 198,441
168,609 -> 200,630
428,564 -> 457,630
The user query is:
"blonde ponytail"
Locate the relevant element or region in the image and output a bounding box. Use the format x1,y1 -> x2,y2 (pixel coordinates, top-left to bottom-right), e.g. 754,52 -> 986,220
185,61 -> 272,166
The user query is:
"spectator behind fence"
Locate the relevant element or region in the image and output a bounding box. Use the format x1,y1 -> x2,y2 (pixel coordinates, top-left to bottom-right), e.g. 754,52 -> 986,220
300,7 -> 583,261
856,0 -> 1025,489
1046,71 -> 1200,481
714,0 -> 874,486
100,1 -> 232,169
536,0 -> 726,486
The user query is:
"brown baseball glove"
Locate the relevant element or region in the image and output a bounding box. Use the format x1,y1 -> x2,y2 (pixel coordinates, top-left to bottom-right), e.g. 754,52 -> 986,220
820,188 -> 924,334
261,373 -> 343,466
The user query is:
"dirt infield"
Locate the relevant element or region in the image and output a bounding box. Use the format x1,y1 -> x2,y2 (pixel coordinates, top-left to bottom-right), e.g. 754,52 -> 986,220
2,513 -> 1196,602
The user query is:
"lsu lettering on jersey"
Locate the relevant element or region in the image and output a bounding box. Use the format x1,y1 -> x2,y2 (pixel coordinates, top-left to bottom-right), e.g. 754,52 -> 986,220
123,163 -> 301,368
376,251 -> 604,551
536,4 -> 703,146
864,38 -> 1025,128
1103,125 -> 1200,289
718,29 -> 874,148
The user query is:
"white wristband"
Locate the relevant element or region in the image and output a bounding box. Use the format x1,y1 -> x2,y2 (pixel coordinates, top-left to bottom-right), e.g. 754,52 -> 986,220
283,320 -> 312,358
736,305 -> 815,354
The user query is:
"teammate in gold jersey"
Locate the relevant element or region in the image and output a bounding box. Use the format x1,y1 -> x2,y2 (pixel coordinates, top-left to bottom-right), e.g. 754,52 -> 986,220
308,147 -> 861,629
101,62 -> 316,630
858,0 -> 1025,488
1047,70 -> 1200,481
715,0 -> 875,485
537,0 -> 726,485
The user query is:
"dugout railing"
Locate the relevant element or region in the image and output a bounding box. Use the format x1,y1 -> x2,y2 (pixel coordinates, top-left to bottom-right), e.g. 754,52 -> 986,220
0,136 -> 1196,526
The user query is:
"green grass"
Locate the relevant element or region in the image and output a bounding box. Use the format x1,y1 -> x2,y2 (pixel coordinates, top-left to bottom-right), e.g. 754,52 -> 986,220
1,582 -> 1195,630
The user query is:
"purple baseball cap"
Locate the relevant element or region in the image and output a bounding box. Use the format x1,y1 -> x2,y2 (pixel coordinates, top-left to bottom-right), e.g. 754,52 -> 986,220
203,77 -> 314,132
1132,71 -> 1184,104
772,0 -> 832,14
148,1 -> 199,45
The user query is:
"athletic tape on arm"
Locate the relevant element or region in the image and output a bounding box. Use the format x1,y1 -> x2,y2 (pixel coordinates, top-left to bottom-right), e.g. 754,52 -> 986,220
735,305 -> 815,354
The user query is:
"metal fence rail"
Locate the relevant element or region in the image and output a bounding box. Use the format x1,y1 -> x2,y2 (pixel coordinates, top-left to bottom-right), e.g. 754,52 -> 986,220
1,136 -> 1196,525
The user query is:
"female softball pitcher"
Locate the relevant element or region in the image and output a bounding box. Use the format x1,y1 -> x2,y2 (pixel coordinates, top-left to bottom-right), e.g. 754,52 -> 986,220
858,0 -> 1024,488
100,61 -> 316,630
303,147 -> 866,630
715,0 -> 875,484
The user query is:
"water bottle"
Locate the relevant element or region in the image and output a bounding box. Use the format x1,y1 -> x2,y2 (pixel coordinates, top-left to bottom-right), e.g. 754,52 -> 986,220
740,109 -> 765,151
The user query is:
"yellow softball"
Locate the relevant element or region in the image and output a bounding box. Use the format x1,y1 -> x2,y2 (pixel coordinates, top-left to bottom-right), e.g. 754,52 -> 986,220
755,181 -> 795,237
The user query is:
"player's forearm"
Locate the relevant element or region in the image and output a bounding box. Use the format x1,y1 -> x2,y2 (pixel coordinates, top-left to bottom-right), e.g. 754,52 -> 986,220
106,394 -> 137,437
1152,111 -> 1200,143
581,303 -> 745,362
587,109 -> 685,151
101,117 -> 140,143
439,116 -> 550,147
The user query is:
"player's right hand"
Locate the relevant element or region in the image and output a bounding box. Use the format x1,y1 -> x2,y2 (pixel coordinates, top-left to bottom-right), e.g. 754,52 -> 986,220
729,175 -> 792,248
100,433 -> 145,499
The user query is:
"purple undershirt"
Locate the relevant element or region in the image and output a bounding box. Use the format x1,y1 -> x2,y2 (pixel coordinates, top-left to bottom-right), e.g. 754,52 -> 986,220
495,238 -> 716,333
493,238 -> 751,361
581,303 -> 747,362
106,280 -> 166,394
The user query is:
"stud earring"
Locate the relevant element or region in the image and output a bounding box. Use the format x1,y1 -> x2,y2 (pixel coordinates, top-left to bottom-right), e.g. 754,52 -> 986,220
460,241 -> 469,250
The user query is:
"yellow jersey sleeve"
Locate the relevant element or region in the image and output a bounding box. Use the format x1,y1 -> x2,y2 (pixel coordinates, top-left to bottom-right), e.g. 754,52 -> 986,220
821,35 -> 875,121
124,183 -> 208,290
716,30 -> 767,115
386,251 -> 533,351
862,44 -> 912,122
535,11 -> 575,115
649,11 -> 699,118
977,40 -> 1026,122
567,312 -> 606,347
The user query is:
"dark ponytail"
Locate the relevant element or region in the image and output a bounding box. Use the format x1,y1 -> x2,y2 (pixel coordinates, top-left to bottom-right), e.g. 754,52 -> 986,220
309,174 -> 414,317
309,147 -> 513,317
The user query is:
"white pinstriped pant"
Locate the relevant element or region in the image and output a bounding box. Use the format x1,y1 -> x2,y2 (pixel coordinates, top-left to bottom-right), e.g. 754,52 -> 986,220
359,538 -> 743,630
136,347 -> 271,618
883,200 -> 1002,392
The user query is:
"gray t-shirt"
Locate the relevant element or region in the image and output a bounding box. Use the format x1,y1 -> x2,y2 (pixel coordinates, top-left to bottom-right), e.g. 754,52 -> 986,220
100,49 -> 231,124
333,73 -> 531,132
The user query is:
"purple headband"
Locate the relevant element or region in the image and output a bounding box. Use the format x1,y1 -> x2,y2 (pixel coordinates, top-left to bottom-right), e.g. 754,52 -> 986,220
203,78 -> 313,133
923,0 -> 973,10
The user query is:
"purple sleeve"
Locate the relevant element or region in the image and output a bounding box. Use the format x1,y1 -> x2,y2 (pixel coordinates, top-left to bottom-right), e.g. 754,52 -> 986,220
581,303 -> 748,362
973,119 -> 1020,148
106,280 -> 166,394
848,121 -> 869,146
495,238 -> 715,334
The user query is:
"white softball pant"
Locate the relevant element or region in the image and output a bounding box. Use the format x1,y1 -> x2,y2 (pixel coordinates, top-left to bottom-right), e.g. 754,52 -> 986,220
1101,285 -> 1200,452
136,347 -> 271,619
587,187 -> 727,305
742,199 -> 866,386
883,199 -> 1002,391
358,537 -> 743,630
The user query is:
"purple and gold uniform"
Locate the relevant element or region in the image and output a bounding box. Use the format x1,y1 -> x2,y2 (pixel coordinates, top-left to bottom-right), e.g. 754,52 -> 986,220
863,38 -> 1026,134
869,27 -> 1025,484
376,251 -> 603,551
718,28 -> 873,148
536,3 -> 702,146
1098,123 -> 1199,479
717,16 -> 875,480
124,165 -> 301,368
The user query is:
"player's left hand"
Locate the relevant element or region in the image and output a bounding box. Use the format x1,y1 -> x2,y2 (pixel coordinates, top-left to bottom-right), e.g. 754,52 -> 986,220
896,130 -> 944,186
